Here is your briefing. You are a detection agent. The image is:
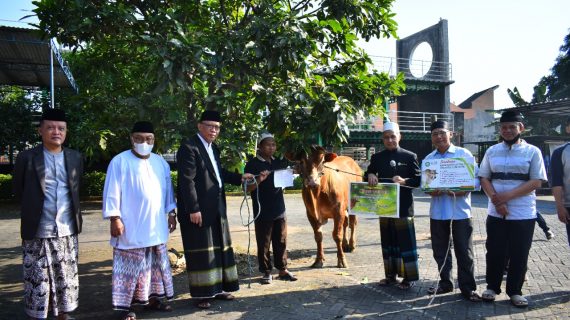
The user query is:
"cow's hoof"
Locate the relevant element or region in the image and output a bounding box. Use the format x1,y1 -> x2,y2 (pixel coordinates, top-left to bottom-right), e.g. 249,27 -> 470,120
310,260 -> 324,268
337,260 -> 348,268
343,244 -> 355,253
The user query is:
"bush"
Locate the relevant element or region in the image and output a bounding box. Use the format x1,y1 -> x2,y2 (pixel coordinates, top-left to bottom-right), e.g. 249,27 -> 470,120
81,171 -> 106,197
0,174 -> 12,200
170,171 -> 177,190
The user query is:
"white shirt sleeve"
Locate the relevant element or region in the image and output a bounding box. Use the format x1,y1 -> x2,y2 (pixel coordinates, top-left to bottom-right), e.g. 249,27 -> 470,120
102,157 -> 122,219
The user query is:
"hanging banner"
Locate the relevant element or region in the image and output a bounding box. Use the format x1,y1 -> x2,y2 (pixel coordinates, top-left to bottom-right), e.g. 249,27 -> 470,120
421,157 -> 477,192
349,182 -> 400,218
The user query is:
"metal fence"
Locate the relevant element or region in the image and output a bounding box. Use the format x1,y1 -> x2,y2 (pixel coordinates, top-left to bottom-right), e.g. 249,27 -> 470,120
349,110 -> 454,133
369,55 -> 452,82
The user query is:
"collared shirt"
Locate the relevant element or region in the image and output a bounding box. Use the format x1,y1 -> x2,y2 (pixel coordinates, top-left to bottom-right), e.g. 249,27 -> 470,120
244,155 -> 288,221
424,144 -> 480,220
550,142 -> 570,207
36,147 -> 75,238
197,133 -> 222,188
478,140 -> 547,220
103,150 -> 177,249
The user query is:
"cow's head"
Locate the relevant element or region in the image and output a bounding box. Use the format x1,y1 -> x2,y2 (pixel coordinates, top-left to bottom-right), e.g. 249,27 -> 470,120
287,145 -> 337,189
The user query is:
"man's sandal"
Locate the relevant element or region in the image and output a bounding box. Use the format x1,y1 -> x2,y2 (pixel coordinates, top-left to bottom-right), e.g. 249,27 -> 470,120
378,278 -> 399,286
396,281 -> 415,290
195,299 -> 211,309
481,289 -> 497,302
144,299 -> 172,312
510,295 -> 528,308
464,291 -> 482,302
215,293 -> 235,300
120,311 -> 136,320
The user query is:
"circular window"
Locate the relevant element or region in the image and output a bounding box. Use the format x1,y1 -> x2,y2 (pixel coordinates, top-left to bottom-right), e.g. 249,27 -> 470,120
409,42 -> 433,78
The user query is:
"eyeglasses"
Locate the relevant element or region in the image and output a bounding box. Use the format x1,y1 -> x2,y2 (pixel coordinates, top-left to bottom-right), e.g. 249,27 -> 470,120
431,130 -> 449,137
132,135 -> 155,144
201,123 -> 221,132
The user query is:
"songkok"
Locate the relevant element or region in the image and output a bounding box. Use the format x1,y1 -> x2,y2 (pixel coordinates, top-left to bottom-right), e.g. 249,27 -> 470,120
383,122 -> 399,133
200,110 -> 221,122
41,108 -> 67,122
131,121 -> 154,133
257,132 -> 275,145
500,110 -> 523,123
430,120 -> 450,131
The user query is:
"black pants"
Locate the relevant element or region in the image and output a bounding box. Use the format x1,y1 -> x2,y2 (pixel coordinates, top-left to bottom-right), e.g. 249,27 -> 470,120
430,218 -> 477,294
255,218 -> 287,273
486,216 -> 535,296
535,211 -> 550,233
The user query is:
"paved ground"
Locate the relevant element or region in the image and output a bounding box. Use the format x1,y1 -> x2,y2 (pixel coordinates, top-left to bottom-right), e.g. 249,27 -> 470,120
1,191 -> 569,319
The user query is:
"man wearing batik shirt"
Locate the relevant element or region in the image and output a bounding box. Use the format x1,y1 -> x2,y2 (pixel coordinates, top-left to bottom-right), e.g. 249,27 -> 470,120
103,121 -> 177,320
13,109 -> 83,320
478,111 -> 547,308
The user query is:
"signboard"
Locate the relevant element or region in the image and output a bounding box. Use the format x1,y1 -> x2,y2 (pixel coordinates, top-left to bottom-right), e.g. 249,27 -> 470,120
349,182 -> 400,218
421,157 -> 477,191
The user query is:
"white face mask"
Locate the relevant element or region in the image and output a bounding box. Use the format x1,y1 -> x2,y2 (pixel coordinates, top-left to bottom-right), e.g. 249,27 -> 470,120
134,142 -> 153,156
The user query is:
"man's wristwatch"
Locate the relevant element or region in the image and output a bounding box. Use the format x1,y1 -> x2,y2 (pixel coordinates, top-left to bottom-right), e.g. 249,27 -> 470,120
168,211 -> 176,217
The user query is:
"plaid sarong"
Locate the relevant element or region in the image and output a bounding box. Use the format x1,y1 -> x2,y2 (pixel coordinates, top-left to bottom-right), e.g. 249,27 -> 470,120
379,217 -> 419,281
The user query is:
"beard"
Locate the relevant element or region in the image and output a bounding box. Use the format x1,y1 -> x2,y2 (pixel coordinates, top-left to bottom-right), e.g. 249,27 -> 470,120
503,134 -> 521,146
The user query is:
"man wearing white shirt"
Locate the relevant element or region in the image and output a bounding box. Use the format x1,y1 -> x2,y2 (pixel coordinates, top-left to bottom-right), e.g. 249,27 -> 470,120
478,111 -> 547,308
103,121 -> 177,320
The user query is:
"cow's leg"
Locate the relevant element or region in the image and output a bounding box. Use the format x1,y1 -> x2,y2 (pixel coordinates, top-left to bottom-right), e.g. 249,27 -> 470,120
341,214 -> 351,252
348,214 -> 357,252
333,213 -> 348,268
307,214 -> 325,268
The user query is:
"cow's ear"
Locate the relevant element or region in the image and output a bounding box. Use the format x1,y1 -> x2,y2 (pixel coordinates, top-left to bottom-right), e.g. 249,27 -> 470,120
324,152 -> 337,163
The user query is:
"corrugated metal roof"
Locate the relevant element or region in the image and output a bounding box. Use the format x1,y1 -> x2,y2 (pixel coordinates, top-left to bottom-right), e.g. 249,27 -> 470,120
0,25 -> 76,89
504,98 -> 570,118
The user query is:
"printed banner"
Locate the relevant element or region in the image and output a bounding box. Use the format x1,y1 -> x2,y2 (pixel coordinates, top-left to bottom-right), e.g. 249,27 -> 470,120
421,157 -> 477,191
349,182 -> 400,218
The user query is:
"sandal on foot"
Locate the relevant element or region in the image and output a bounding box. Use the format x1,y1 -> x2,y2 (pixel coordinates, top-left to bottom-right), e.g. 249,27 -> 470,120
215,293 -> 235,300
396,281 -> 415,290
144,299 -> 172,312
481,289 -> 497,302
510,295 -> 528,308
427,286 -> 453,295
463,291 -> 482,302
277,270 -> 298,281
261,273 -> 272,284
378,278 -> 399,286
120,311 -> 136,320
195,299 -> 211,309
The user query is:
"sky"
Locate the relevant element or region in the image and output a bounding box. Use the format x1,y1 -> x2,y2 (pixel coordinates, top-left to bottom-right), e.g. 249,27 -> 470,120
1,0 -> 569,109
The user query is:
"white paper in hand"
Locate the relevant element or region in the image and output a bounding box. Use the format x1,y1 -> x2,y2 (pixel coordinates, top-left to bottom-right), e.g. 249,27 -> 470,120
274,169 -> 295,188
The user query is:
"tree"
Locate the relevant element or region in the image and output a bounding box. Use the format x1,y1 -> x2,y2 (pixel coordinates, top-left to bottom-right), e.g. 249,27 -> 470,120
0,86 -> 41,165
32,0 -> 404,167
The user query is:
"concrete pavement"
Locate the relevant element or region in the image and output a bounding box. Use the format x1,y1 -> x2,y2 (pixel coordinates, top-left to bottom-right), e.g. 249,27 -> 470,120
0,192 -> 569,319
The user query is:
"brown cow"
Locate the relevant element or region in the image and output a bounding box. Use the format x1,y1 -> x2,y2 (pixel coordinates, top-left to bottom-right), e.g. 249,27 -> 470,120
293,145 -> 362,268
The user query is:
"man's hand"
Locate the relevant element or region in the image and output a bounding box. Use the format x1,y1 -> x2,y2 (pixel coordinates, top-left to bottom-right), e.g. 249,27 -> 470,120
392,175 -> 406,185
367,173 -> 378,186
168,215 -> 177,233
258,170 -> 270,183
242,173 -> 255,184
110,218 -> 124,237
491,192 -> 510,206
557,205 -> 570,224
496,203 -> 509,217
190,212 -> 203,227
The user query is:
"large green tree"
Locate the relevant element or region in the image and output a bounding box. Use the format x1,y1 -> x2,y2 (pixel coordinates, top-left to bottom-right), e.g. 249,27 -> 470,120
33,0 -> 404,167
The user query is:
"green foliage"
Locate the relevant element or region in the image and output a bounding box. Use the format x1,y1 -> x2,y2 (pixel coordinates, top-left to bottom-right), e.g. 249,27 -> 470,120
0,174 -> 13,200
170,171 -> 178,191
33,0 -> 404,167
81,171 -> 106,197
0,87 -> 42,162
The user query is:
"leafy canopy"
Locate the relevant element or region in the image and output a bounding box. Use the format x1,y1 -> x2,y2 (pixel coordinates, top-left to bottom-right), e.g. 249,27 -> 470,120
33,0 -> 404,167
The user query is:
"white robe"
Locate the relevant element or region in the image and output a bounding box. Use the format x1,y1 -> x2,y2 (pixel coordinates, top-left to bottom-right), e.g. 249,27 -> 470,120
103,150 -> 177,249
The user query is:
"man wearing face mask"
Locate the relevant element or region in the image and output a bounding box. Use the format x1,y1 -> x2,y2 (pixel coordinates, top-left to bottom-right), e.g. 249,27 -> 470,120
102,121 -> 177,320
478,111 -> 547,308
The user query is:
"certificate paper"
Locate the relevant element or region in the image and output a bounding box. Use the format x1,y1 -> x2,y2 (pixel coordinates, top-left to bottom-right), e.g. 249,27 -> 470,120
421,157 -> 476,191
273,169 -> 295,188
349,182 -> 400,218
